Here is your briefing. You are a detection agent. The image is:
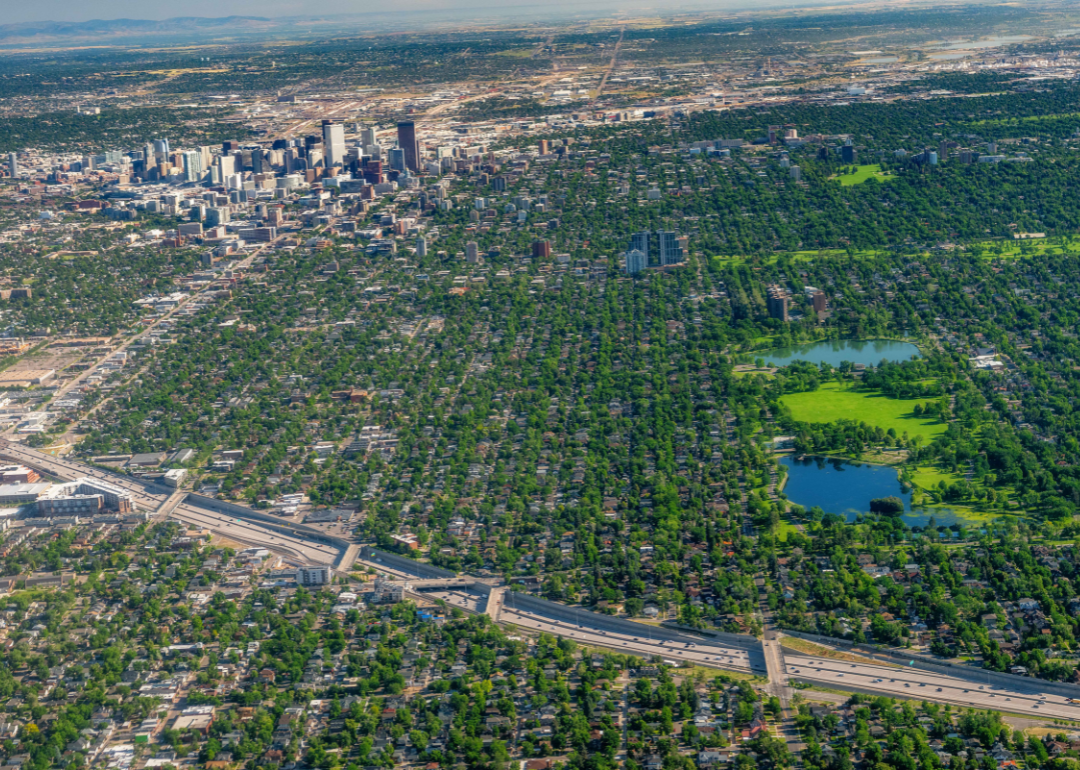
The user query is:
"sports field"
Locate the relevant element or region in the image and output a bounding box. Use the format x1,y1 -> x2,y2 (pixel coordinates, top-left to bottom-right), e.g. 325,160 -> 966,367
780,382 -> 947,444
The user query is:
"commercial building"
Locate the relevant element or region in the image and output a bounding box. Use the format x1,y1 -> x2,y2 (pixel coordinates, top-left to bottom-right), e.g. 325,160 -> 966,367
182,151 -> 204,183
237,227 -> 277,243
322,120 -> 346,168
0,483 -> 51,506
625,248 -> 647,275
532,240 -> 552,259
37,494 -> 104,517
163,469 -> 187,488
37,477 -> 135,516
297,565 -> 332,586
767,286 -> 791,322
630,231 -> 650,265
0,465 -> 40,484
396,121 -> 419,173
657,231 -> 684,266
388,148 -> 406,172
369,578 -> 405,604
7,153 -> 17,178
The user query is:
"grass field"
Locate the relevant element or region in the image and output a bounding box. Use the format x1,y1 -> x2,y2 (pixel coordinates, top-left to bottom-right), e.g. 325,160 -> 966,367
832,164 -> 895,186
780,382 -> 947,444
780,636 -> 896,667
908,465 -> 957,491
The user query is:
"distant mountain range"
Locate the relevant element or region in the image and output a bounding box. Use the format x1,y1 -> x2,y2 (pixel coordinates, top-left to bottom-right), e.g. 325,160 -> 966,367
0,16 -> 286,45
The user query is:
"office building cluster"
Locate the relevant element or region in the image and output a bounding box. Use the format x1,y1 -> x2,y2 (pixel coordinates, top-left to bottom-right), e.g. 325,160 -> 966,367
6,118 -> 474,248
624,230 -> 687,274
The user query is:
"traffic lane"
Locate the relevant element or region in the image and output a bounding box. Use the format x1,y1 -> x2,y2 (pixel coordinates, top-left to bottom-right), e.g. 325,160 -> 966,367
499,609 -> 754,669
791,655 -> 1071,700
0,446 -> 169,502
171,505 -> 339,563
787,657 -> 1080,719
173,513 -> 332,565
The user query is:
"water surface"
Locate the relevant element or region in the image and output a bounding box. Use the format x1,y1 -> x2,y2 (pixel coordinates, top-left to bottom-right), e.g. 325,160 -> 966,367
781,455 -> 966,528
757,338 -> 920,368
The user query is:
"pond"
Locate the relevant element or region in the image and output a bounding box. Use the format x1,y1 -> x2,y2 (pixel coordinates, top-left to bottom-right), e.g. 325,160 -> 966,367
756,339 -> 920,368
780,455 -> 967,528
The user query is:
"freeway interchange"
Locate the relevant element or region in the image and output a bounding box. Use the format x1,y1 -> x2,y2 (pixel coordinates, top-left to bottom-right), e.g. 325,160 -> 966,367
3,439 -> 1080,722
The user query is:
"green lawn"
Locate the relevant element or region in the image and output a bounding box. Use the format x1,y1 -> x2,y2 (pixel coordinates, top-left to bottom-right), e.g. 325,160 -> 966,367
908,465 -> 957,490
832,164 -> 895,186
780,382 -> 947,444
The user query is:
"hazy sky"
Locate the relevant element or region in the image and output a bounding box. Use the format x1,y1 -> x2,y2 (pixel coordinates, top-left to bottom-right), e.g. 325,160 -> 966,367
6,0 -> 728,25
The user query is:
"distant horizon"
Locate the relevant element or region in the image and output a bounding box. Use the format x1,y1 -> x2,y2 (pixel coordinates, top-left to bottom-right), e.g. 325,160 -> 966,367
0,0 -> 860,26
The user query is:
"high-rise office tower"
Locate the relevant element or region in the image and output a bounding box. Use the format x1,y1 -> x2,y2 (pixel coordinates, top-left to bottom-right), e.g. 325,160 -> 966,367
397,121 -> 419,172
284,149 -> 298,174
841,143 -> 856,164
222,140 -> 240,153
630,231 -> 650,265
323,120 -> 346,168
251,150 -> 264,174
182,151 -> 204,183
465,241 -> 479,262
219,154 -> 236,178
625,248 -> 647,275
153,139 -> 170,159
7,153 -> 17,178
416,236 -> 427,257
361,127 -> 377,147
657,231 -> 683,266
388,148 -> 406,172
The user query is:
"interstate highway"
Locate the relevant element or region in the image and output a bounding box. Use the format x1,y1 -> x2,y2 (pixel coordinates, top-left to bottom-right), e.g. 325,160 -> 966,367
170,503 -> 342,566
498,608 -> 758,672
0,440 -> 345,566
787,654 -> 1080,719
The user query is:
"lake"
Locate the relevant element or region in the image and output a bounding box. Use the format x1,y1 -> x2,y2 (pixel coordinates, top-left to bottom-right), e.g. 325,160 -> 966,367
756,339 -> 920,368
781,455 -> 966,528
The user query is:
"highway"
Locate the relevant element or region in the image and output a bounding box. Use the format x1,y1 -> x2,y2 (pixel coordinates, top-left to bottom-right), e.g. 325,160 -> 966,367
170,503 -> 341,566
356,554 -> 762,674
787,654 -> 1080,720
9,440 -> 1080,717
0,440 -> 344,567
0,439 -> 171,508
498,608 -> 758,671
